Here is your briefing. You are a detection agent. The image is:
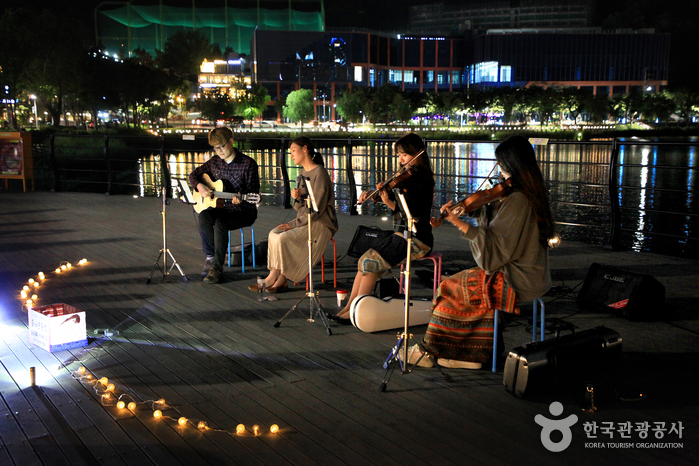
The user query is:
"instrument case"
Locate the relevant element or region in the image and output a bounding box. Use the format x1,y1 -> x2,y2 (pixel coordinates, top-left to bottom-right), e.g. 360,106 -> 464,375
350,294 -> 432,333
503,326 -> 622,398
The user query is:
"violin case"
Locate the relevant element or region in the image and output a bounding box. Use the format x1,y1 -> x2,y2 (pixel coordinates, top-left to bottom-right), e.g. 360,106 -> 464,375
503,326 -> 622,398
349,294 -> 432,333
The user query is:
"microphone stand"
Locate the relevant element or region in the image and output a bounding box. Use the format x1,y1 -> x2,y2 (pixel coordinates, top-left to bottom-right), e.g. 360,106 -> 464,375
380,189 -> 449,391
274,181 -> 332,336
146,186 -> 188,284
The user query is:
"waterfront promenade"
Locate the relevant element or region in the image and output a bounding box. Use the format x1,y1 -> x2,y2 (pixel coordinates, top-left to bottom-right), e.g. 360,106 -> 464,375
1,191 -> 697,465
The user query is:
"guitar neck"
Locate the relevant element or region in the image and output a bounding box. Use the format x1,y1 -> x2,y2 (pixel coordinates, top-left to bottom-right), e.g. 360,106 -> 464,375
214,192 -> 244,201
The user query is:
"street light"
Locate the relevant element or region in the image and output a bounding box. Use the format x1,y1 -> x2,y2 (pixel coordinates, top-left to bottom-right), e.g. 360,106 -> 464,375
30,95 -> 39,130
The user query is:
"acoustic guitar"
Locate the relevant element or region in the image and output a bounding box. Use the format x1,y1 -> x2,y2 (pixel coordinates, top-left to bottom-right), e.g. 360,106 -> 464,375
193,173 -> 261,213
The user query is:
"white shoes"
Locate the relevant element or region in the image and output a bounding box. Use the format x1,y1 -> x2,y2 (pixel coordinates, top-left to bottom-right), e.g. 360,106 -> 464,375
398,345 -> 483,370
437,359 -> 482,370
399,344 -> 434,368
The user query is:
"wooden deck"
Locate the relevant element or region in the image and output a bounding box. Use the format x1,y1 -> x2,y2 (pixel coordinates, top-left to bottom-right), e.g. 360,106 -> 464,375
1,191 -> 698,465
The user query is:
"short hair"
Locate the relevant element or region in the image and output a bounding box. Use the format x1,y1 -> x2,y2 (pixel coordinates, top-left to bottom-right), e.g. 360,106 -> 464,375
208,127 -> 233,146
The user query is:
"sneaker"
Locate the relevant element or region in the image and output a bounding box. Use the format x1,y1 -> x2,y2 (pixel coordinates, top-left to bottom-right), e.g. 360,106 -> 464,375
203,268 -> 221,284
398,344 -> 434,368
201,257 -> 214,277
437,359 -> 482,370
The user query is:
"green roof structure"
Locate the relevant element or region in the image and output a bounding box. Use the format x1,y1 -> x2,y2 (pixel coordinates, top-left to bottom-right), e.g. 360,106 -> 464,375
96,1 -> 324,56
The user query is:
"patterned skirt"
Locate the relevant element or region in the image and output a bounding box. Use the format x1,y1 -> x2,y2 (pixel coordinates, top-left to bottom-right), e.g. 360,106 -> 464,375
358,233 -> 431,275
423,267 -> 520,364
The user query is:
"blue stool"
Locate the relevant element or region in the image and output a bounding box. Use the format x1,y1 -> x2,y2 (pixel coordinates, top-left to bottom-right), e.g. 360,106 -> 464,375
492,297 -> 545,372
228,226 -> 255,272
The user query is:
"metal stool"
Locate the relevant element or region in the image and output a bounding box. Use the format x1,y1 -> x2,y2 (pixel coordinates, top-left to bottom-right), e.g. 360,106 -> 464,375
492,297 -> 545,372
228,226 -> 255,272
399,251 -> 443,300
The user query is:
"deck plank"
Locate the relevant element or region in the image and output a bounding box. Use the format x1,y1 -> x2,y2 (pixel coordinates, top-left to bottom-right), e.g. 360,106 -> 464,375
1,192 -> 697,465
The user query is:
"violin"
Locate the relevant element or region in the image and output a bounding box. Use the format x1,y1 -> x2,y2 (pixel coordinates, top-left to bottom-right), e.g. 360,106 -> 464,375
358,150 -> 425,204
430,177 -> 513,228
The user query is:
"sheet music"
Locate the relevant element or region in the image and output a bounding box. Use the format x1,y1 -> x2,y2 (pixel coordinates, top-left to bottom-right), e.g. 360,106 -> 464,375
304,176 -> 319,213
394,189 -> 416,234
175,179 -> 196,205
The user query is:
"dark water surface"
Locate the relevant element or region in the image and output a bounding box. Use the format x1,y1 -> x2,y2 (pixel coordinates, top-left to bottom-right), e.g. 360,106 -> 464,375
142,139 -> 698,259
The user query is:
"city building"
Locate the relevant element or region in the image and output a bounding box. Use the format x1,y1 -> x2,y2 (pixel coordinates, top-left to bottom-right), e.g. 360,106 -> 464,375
408,0 -> 594,35
198,54 -> 251,98
252,26 -> 669,120
252,29 -> 467,121
469,28 -> 669,96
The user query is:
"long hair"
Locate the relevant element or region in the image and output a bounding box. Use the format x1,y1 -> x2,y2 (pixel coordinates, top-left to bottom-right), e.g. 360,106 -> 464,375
495,135 -> 556,247
291,136 -> 324,167
395,132 -> 433,177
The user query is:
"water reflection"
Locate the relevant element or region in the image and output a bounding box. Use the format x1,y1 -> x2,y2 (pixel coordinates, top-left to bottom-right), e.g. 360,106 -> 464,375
136,140 -> 698,258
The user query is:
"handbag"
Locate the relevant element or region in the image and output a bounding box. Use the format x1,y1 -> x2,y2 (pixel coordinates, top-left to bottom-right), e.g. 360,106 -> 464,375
346,225 -> 395,258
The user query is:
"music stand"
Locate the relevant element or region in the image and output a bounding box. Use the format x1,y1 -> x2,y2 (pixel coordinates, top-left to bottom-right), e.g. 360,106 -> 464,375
380,189 -> 449,391
274,177 -> 332,336
146,183 -> 188,284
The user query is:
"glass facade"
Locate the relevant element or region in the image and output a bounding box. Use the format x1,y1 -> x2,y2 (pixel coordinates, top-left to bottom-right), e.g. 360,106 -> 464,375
254,30 -> 466,100
252,27 -> 670,118
470,30 -> 670,92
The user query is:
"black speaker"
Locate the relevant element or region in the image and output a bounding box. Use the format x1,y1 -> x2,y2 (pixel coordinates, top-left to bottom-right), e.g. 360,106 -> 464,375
577,263 -> 665,320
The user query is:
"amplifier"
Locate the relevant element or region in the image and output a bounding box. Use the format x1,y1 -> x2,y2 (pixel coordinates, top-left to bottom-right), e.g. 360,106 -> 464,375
577,263 -> 665,320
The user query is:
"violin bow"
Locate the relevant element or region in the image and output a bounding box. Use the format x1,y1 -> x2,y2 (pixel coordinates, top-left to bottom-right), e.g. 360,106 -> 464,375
356,149 -> 426,205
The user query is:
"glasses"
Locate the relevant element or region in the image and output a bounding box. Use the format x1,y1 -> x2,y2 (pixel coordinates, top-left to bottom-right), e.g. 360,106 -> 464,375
213,140 -> 229,152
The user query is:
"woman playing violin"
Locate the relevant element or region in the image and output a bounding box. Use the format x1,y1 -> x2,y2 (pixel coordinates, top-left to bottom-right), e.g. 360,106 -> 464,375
408,135 -> 556,369
330,132 -> 435,323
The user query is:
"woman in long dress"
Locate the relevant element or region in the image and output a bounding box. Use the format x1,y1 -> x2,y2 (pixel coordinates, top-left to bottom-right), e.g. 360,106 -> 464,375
249,136 -> 338,292
409,135 -> 556,369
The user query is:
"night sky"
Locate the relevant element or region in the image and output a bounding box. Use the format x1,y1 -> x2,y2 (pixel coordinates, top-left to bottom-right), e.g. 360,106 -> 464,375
3,0 -> 696,87
0,0 -> 659,31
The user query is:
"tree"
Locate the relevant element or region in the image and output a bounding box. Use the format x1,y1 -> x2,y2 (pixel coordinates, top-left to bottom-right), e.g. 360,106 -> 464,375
644,92 -> 675,126
77,53 -> 123,128
488,88 -> 519,125
199,90 -> 236,123
156,30 -> 221,83
0,8 -> 35,128
391,92 -> 414,124
668,88 -> 699,127
273,96 -> 286,122
612,89 -> 645,123
335,87 -> 366,123
20,10 -> 89,127
283,89 -> 315,126
374,83 -> 401,124
236,83 -> 271,122
584,93 -> 611,124
460,89 -> 488,124
559,87 -> 589,123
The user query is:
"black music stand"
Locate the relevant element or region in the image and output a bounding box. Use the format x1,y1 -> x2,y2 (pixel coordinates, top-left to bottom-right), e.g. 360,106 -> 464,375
146,184 -> 189,284
274,177 -> 332,335
380,189 -> 449,391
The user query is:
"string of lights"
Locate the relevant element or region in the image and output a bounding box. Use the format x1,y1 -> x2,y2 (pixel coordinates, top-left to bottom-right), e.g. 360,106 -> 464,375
18,258 -> 282,437
18,258 -> 88,310
70,365 -> 280,436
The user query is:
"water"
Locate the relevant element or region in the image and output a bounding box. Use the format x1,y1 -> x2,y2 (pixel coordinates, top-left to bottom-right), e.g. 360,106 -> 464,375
140,139 -> 698,259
